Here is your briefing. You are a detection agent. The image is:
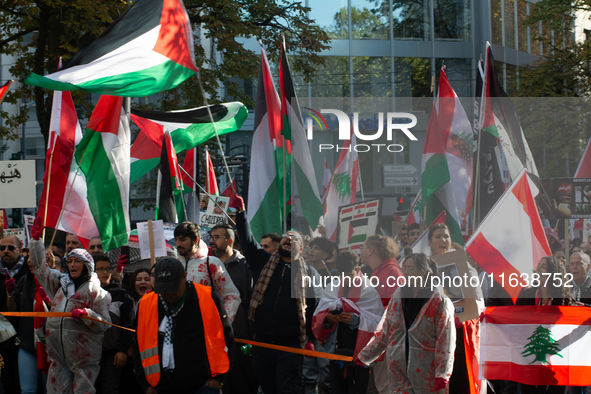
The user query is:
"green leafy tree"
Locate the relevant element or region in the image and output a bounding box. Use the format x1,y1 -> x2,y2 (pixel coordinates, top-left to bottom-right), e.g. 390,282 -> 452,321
521,325 -> 563,365
0,0 -> 330,145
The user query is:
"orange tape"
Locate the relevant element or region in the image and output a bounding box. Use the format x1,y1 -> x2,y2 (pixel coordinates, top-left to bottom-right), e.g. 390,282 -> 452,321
0,311 -> 136,332
235,338 -> 354,361
1,312 -> 354,361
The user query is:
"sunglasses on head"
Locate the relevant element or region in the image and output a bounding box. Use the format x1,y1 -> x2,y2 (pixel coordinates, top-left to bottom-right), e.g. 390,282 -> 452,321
0,245 -> 17,252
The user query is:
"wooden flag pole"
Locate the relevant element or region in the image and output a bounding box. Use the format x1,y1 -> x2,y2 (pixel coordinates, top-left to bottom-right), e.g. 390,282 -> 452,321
148,219 -> 156,267
42,143 -> 55,241
565,219 -> 570,264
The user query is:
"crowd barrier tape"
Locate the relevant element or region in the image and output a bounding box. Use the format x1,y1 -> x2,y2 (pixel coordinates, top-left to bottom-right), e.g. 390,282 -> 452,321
0,312 -> 355,361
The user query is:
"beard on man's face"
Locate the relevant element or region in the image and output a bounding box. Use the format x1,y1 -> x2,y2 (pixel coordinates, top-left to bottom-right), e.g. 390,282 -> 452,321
277,246 -> 291,258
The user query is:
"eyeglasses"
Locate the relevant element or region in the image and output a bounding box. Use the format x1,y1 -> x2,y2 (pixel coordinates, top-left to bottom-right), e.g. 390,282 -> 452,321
0,245 -> 17,252
95,268 -> 112,273
210,235 -> 228,240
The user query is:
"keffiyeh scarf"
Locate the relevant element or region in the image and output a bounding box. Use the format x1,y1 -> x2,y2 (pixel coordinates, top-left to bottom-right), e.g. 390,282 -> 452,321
249,252 -> 308,348
159,292 -> 186,371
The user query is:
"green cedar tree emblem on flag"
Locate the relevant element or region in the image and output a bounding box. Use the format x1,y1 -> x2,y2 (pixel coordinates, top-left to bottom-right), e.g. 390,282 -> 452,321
332,171 -> 351,202
521,325 -> 563,365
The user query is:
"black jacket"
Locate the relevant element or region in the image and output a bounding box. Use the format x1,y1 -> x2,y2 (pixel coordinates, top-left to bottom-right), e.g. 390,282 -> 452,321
14,272 -> 46,352
223,250 -> 252,339
236,211 -> 321,347
133,282 -> 234,394
102,282 -> 135,354
0,259 -> 30,349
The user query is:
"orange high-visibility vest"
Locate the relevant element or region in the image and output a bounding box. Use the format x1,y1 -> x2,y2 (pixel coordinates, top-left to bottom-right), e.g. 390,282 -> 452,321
136,282 -> 230,387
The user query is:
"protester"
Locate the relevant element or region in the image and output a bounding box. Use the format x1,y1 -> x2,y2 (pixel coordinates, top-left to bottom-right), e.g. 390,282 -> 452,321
260,233 -> 281,254
0,235 -> 31,394
65,233 -> 84,253
127,268 -> 153,310
312,251 -> 383,394
29,218 -> 111,394
517,256 -> 571,394
570,252 -> 591,305
174,221 -> 241,323
209,223 -> 257,394
428,223 -> 484,394
88,236 -> 104,256
356,253 -> 456,393
407,223 -> 421,246
307,237 -> 337,278
232,194 -> 322,394
7,246 -> 49,394
94,254 -> 135,394
398,224 -> 409,248
133,258 -> 233,394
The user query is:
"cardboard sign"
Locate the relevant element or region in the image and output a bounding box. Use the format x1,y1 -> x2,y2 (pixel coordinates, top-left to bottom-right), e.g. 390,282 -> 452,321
199,195 -> 229,229
2,228 -> 26,246
431,250 -> 479,322
542,177 -> 591,219
0,161 -> 36,208
137,220 -> 167,259
336,198 -> 382,251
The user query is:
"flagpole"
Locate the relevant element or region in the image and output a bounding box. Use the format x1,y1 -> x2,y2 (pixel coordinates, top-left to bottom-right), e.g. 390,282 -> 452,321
196,71 -> 237,195
178,165 -> 236,226
42,133 -> 57,241
283,148 -> 287,234
473,53 -> 486,231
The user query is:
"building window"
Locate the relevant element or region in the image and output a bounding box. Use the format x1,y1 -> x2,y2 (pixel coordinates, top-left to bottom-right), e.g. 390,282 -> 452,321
392,0 -> 430,40
353,57 -> 391,97
517,0 -> 528,52
311,57 -> 350,98
436,58 -> 472,97
434,0 -> 471,42
309,0 -> 349,39
491,0 -> 502,45
505,0 -> 516,49
351,0 -> 389,39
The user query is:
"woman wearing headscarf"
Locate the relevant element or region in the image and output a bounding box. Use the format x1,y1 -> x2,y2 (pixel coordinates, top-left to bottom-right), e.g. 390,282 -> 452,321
356,253 -> 456,393
29,218 -> 111,394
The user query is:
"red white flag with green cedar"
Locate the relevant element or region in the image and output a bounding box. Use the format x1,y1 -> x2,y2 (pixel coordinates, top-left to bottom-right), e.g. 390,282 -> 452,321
482,306 -> 591,386
25,0 -> 197,96
74,95 -> 130,250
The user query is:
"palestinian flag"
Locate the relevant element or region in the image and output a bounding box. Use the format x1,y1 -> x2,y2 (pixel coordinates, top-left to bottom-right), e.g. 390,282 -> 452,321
338,201 -> 380,250
205,147 -> 219,196
75,95 -> 130,251
130,102 -> 247,184
482,306 -> 591,386
0,80 -> 13,104
180,147 -> 199,223
280,40 -> 323,229
25,0 -> 197,96
247,47 -> 284,240
421,91 -> 463,245
37,88 -> 99,247
156,132 -> 180,223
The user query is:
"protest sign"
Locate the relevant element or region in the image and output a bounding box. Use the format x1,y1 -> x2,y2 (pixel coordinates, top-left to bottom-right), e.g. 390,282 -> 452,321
432,249 -> 479,322
0,161 -> 36,208
336,198 -> 382,251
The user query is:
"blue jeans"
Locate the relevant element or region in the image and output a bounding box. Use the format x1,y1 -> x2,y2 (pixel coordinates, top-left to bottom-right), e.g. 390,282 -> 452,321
18,347 -> 46,394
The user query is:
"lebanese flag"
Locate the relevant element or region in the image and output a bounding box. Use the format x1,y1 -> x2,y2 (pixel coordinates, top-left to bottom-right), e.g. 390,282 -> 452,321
0,80 -> 13,104
205,147 -> 219,196
312,275 -> 384,357
129,102 -> 246,184
36,89 -> 98,248
574,136 -> 591,178
481,306 -> 591,386
465,170 -> 550,302
25,0 -> 197,96
324,129 -> 360,241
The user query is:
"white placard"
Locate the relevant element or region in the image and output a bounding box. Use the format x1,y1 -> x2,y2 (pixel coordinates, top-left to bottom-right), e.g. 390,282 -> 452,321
2,228 -> 26,246
583,219 -> 591,243
0,161 -> 36,208
137,220 -> 167,259
199,196 -> 229,229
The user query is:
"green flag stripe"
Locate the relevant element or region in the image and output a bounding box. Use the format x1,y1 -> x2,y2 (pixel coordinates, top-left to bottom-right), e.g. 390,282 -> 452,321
422,153 -> 451,202
349,234 -> 367,244
76,132 -> 128,251
25,60 -> 195,96
250,174 -> 283,241
293,160 -> 323,229
483,123 -> 499,139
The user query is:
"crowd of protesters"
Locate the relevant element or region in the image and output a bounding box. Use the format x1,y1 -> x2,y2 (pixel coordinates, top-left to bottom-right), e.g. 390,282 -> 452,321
0,194 -> 589,394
